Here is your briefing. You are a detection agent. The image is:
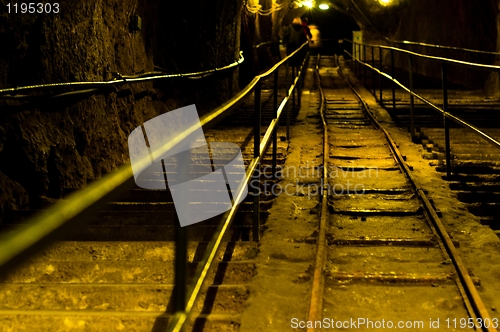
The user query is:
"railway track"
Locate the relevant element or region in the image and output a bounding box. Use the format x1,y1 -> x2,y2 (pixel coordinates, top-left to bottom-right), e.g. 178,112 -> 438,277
306,55 -> 498,331
0,89 -> 290,331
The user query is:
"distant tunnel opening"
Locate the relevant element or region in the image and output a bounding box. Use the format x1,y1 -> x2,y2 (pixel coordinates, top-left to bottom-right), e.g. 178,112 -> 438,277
304,8 -> 360,55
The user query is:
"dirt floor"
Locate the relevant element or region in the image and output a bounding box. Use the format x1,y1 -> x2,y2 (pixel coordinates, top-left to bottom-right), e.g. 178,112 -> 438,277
238,61 -> 500,332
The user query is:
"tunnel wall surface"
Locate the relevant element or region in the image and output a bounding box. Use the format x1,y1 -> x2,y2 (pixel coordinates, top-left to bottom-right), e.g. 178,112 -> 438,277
0,0 -> 243,216
345,0 -> 499,89
392,0 -> 498,89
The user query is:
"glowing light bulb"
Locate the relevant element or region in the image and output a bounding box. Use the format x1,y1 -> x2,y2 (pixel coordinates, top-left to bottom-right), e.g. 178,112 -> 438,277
303,1 -> 314,8
378,0 -> 392,6
319,3 -> 329,10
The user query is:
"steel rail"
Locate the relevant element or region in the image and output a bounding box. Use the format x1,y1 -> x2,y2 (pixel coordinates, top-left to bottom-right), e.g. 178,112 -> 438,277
339,58 -> 497,332
306,54 -> 328,331
344,48 -> 500,150
0,52 -> 245,97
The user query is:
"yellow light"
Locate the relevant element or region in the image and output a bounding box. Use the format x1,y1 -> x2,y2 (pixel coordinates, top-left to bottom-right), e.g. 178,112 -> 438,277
303,1 -> 314,8
319,3 -> 329,10
378,0 -> 392,5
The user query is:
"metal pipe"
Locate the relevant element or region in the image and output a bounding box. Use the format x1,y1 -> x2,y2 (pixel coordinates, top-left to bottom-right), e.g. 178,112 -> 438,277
371,45 -> 376,96
356,44 -> 360,77
442,63 -> 452,178
253,81 -> 262,241
286,61 -> 291,140
272,70 -> 279,178
0,52 -> 245,97
292,65 -> 296,114
379,47 -> 383,103
296,67 -> 302,109
363,44 -> 367,86
391,49 -> 396,110
343,39 -> 500,73
408,54 -> 416,141
174,223 -> 187,313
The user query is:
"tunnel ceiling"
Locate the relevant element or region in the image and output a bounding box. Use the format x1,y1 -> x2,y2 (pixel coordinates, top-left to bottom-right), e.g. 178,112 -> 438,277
332,0 -> 410,37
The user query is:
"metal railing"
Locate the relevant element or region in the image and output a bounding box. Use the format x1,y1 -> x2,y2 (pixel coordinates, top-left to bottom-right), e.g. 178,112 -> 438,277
0,52 -> 244,100
166,41 -> 309,332
344,39 -> 500,178
349,0 -> 500,62
0,41 -> 309,331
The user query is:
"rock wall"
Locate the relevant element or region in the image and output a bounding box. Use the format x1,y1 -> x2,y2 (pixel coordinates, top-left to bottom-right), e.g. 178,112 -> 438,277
343,0 -> 499,89
0,0 -> 244,218
392,0 -> 498,88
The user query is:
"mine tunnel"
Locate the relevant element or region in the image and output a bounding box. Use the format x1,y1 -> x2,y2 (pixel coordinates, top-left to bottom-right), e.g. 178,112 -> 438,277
2,0 -> 500,331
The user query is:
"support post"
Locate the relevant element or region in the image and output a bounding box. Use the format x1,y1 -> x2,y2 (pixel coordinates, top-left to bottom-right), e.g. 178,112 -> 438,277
408,55 -> 416,141
442,63 -> 452,178
272,70 -> 278,178
356,44 -> 360,77
363,44 -> 367,86
391,49 -> 396,110
286,61 -> 291,140
292,65 -> 296,114
297,65 -> 302,112
379,47 -> 383,103
371,45 -> 376,96
253,81 -> 262,241
174,222 -> 187,314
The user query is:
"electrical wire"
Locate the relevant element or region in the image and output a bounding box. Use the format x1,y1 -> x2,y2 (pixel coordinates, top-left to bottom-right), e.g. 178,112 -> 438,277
0,51 -> 245,100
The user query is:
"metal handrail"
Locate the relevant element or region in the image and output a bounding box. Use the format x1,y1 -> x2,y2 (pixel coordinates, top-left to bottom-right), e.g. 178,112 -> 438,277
254,41 -> 276,49
346,39 -> 500,72
0,52 -> 245,98
344,39 -> 500,178
349,0 -> 500,58
0,41 -> 309,331
392,40 -> 500,57
166,41 -> 309,332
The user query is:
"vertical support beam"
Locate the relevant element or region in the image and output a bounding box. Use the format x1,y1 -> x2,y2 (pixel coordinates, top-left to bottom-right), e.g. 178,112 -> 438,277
286,61 -> 291,140
379,47 -> 383,103
371,46 -> 376,96
363,44 -> 367,86
408,55 -> 416,141
253,81 -> 262,241
174,221 -> 187,314
272,70 -> 279,179
391,49 -> 396,110
357,44 -> 361,78
442,63 -> 452,179
297,65 -> 302,112
292,66 -> 296,114
356,44 -> 360,77
350,46 -> 353,71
